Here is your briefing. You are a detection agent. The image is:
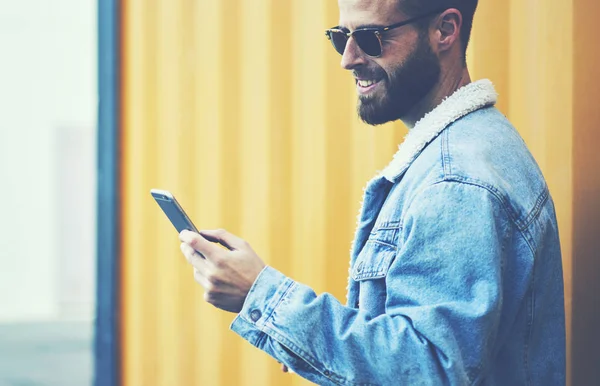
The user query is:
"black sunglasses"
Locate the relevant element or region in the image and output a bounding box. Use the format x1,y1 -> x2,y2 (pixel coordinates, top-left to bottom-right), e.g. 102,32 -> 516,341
325,9 -> 446,58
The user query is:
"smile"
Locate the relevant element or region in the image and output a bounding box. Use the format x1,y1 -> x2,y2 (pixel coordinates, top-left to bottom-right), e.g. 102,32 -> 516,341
356,78 -> 382,94
357,79 -> 377,87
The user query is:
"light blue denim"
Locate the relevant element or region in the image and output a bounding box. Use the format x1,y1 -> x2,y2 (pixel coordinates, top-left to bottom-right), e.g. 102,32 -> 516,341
231,82 -> 566,385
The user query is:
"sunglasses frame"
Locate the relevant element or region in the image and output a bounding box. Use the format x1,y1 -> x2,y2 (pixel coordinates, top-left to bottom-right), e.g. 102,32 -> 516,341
325,8 -> 447,58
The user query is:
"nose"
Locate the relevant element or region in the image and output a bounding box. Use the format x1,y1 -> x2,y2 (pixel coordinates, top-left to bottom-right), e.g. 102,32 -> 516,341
340,36 -> 368,70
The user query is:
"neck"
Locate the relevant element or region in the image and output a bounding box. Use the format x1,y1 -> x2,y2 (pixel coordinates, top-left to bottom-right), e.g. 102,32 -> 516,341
401,66 -> 472,129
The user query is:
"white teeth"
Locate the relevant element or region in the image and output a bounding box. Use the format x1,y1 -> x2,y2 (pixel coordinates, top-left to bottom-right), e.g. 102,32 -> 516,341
358,79 -> 376,87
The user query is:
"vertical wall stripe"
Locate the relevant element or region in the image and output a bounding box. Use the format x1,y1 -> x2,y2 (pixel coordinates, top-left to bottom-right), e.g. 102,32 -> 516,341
191,0 -> 226,383
572,0 -> 600,383
238,1 -> 273,385
96,0 -> 121,385
121,0 -> 160,384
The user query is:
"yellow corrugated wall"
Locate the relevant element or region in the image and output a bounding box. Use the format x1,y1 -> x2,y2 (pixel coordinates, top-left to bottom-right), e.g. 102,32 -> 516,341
121,1 -> 600,385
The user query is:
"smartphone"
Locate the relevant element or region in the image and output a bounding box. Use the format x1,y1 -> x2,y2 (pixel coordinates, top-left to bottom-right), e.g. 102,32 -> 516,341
150,189 -> 199,234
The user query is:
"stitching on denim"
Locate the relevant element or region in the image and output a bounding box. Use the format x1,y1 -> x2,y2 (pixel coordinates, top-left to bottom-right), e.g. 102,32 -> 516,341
374,225 -> 401,231
369,224 -> 401,237
439,176 -> 540,256
374,219 -> 401,229
255,325 -> 268,348
353,266 -> 392,280
263,326 -> 380,386
367,239 -> 397,249
352,243 -> 395,280
441,175 -> 549,237
400,177 -> 517,242
353,272 -> 387,281
236,315 -> 269,348
263,327 -> 348,385
439,176 -> 520,224
470,221 -> 510,386
251,276 -> 294,330
441,128 -> 453,176
524,261 -> 536,386
253,281 -> 296,348
264,280 -> 296,325
518,225 -> 537,257
368,223 -> 400,242
521,187 -> 549,230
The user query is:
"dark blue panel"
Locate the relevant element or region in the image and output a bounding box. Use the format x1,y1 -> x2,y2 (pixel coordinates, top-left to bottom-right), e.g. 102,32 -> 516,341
95,0 -> 120,385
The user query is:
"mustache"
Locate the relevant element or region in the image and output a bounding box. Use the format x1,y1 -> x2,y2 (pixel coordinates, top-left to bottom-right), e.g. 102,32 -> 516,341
353,69 -> 387,80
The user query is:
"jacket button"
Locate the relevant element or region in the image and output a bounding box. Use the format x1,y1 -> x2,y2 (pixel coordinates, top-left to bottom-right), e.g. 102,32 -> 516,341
324,370 -> 331,376
250,309 -> 262,322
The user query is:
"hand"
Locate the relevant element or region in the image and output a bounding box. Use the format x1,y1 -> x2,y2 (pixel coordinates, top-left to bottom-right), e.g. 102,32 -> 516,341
179,229 -> 266,313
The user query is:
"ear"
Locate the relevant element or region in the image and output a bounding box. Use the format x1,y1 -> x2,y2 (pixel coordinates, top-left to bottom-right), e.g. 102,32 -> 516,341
433,9 -> 462,54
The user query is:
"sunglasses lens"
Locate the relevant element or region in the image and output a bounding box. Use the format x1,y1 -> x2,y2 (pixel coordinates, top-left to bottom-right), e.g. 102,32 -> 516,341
328,31 -> 348,55
354,31 -> 382,57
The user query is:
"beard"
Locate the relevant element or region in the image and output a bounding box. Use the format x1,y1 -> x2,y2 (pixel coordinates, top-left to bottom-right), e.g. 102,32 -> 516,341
357,33 -> 441,126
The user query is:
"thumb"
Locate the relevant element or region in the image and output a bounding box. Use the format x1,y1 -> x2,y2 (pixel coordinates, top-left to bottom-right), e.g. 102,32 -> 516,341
200,229 -> 246,250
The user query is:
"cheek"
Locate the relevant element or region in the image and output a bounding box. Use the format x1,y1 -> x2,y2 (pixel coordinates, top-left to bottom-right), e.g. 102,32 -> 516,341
378,56 -> 406,79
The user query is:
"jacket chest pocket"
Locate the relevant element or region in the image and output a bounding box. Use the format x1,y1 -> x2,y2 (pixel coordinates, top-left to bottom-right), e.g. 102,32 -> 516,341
352,222 -> 400,313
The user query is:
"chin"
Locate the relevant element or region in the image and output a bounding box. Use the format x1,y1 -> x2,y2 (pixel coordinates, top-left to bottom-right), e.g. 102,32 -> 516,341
358,99 -> 411,126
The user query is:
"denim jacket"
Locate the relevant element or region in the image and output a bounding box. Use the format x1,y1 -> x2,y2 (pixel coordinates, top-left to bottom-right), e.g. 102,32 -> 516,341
231,80 -> 566,385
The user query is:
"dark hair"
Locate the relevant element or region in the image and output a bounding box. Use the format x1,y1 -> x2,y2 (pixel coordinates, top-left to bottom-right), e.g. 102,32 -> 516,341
399,0 -> 478,58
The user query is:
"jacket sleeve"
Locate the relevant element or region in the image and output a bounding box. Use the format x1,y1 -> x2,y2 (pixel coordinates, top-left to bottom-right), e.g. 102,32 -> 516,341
230,181 -> 510,385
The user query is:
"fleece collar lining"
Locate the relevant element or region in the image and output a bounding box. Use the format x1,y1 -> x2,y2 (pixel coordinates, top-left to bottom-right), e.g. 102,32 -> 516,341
379,79 -> 498,182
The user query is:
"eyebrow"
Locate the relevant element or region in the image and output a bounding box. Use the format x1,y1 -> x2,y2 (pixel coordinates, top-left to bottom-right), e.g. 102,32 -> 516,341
355,24 -> 386,29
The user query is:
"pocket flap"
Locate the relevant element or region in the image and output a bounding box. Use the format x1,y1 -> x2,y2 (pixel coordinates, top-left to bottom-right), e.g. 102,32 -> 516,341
352,225 -> 399,281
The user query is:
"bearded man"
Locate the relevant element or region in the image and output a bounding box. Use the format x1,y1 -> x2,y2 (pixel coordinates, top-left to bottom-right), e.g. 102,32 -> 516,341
178,1 -> 566,384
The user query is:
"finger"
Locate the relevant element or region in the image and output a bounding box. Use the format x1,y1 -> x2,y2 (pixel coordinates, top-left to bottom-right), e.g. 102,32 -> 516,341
180,242 -> 211,270
180,242 -> 197,263
180,230 -> 223,259
193,267 -> 211,289
199,229 -> 247,251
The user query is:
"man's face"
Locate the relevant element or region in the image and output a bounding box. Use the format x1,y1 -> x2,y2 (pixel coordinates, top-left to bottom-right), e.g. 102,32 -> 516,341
338,0 -> 441,125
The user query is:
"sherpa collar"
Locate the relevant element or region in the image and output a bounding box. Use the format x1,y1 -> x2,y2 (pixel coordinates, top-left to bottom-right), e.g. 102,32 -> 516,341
379,79 -> 498,182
